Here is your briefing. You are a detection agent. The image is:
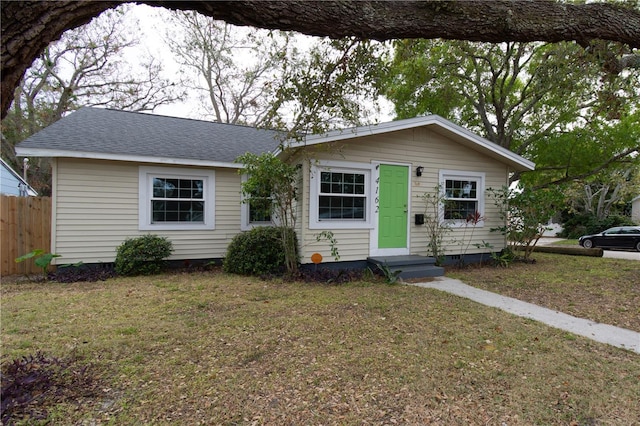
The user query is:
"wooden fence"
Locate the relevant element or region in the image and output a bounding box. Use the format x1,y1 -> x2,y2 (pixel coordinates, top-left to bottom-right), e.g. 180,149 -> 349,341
1,196 -> 52,276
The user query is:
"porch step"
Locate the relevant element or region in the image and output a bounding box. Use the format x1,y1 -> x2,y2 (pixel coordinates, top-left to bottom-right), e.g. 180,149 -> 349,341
367,255 -> 444,279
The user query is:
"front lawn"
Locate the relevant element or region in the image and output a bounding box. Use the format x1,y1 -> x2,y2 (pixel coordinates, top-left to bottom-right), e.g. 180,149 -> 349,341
450,252 -> 640,332
2,260 -> 639,424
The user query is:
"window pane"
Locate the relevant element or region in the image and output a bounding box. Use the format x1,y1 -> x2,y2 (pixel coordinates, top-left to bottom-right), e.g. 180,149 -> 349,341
151,177 -> 205,223
153,178 -> 172,198
152,200 -> 165,222
319,196 -> 365,220
446,179 -> 477,199
193,180 -> 203,199
321,172 -> 366,195
249,198 -> 271,223
163,179 -> 178,198
444,200 -> 477,220
317,170 -> 367,221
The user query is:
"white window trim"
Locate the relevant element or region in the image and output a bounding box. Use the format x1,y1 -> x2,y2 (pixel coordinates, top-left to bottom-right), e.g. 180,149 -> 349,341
240,174 -> 275,231
309,160 -> 374,230
439,169 -> 485,228
139,166 -> 215,231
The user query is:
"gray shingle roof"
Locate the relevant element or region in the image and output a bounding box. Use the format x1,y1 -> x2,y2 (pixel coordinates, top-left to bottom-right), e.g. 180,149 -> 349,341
17,107 -> 284,163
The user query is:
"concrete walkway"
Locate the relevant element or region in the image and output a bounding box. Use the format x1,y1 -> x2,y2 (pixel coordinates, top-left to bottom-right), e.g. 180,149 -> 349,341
411,277 -> 640,354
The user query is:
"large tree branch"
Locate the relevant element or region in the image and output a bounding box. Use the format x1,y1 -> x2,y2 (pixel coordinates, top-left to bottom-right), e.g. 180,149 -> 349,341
531,146 -> 640,190
2,1 -> 640,118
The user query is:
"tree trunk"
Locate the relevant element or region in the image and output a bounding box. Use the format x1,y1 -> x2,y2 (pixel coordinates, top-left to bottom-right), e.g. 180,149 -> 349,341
517,245 -> 604,257
3,0 -> 640,118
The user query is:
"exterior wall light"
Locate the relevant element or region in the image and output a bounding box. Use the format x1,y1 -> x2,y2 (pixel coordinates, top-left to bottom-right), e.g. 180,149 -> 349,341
416,166 -> 424,177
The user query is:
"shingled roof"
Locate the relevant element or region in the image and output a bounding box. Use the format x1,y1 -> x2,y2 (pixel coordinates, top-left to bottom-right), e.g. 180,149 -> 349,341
16,107 -> 284,167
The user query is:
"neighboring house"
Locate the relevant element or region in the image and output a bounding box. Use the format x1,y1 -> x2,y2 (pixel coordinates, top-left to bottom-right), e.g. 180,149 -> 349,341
16,107 -> 534,274
632,195 -> 640,224
0,158 -> 37,196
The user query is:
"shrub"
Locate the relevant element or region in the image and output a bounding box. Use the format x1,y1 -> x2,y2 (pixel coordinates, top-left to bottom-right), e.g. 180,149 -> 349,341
223,227 -> 298,276
115,234 -> 173,276
559,213 -> 636,239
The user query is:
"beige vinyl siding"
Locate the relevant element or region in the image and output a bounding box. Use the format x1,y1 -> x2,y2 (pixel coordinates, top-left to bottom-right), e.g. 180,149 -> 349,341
293,158 -> 369,264
297,127 -> 511,262
52,159 -> 242,264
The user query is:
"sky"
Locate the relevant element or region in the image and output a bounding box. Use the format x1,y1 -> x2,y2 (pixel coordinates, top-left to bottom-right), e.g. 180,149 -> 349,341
126,4 -> 197,119
122,4 -> 393,124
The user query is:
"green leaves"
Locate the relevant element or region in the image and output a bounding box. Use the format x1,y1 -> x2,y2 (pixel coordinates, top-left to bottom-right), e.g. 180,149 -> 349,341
15,249 -> 61,279
383,39 -> 640,189
236,152 -> 299,274
15,249 -> 45,263
264,38 -> 388,136
223,226 -> 297,276
34,253 -> 61,269
488,185 -> 563,260
114,235 -> 173,276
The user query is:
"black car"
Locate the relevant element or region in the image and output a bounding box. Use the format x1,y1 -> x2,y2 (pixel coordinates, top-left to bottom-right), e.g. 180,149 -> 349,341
578,226 -> 640,251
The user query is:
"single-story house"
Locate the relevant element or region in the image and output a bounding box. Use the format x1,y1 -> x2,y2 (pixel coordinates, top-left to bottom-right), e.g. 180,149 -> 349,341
16,107 -> 534,276
1,158 -> 37,196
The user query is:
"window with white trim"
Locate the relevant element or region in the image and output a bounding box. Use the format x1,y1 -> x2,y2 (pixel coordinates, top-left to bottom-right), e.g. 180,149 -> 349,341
241,175 -> 274,230
310,161 -> 373,229
439,170 -> 485,224
319,171 -> 366,220
139,166 -> 215,230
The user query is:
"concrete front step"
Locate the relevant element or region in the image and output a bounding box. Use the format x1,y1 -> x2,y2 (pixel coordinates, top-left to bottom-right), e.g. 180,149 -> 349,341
367,255 -> 444,279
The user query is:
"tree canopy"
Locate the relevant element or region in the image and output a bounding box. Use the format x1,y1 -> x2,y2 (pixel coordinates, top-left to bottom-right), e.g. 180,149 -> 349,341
383,39 -> 640,187
2,0 -> 639,117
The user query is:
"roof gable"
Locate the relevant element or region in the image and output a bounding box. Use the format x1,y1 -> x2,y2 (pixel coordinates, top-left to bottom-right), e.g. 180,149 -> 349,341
285,115 -> 534,172
16,107 -> 284,168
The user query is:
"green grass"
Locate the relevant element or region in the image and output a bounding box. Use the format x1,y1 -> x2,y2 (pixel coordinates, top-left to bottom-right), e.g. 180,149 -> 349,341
551,238 -> 579,246
2,265 -> 639,425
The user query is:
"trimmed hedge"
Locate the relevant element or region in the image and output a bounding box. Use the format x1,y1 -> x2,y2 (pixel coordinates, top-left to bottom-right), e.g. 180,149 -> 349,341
115,234 -> 173,276
223,227 -> 298,276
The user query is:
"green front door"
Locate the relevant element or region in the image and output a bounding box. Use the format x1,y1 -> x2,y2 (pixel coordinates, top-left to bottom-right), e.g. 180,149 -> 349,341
378,164 -> 408,249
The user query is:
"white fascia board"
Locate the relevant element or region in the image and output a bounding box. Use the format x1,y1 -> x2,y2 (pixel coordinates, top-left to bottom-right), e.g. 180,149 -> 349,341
287,116 -> 440,148
281,115 -> 535,172
15,147 -> 242,169
430,118 -> 535,171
